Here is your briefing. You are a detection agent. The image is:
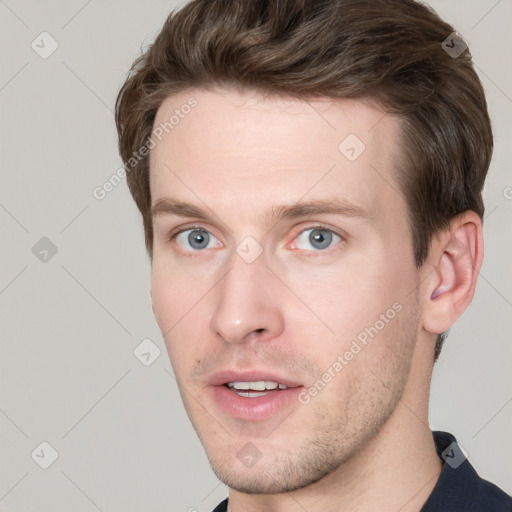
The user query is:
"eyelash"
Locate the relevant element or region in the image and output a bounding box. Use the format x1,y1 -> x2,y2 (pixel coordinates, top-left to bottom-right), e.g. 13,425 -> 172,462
167,225 -> 216,258
288,225 -> 343,254
167,224 -> 344,256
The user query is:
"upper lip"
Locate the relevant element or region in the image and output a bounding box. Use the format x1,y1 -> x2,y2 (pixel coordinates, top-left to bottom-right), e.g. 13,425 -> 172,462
208,369 -> 303,388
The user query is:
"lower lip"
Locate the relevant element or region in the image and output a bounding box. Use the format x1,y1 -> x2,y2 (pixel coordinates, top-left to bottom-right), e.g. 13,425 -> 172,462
211,385 -> 304,421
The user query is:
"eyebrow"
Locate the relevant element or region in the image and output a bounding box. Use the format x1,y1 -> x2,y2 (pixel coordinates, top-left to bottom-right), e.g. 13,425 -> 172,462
151,197 -> 372,226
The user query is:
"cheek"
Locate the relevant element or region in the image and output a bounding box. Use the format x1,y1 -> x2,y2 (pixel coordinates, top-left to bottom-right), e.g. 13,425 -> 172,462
150,266 -> 175,330
150,261 -> 214,370
150,257 -> 206,329
283,261 -> 396,342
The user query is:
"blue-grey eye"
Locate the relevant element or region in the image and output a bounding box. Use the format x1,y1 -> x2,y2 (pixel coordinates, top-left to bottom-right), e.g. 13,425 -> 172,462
176,229 -> 218,251
295,228 -> 341,251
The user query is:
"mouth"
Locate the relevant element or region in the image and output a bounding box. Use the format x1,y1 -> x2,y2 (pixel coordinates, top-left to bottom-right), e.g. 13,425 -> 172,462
225,380 -> 292,398
208,371 -> 304,421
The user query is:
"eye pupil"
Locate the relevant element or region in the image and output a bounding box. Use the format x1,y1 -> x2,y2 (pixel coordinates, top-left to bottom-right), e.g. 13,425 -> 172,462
188,229 -> 209,249
309,229 -> 332,250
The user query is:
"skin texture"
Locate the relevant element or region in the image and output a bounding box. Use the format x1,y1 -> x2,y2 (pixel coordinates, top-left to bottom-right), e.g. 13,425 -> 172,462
149,87 -> 482,512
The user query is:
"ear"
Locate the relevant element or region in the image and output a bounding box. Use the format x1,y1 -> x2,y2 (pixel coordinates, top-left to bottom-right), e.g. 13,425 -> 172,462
422,211 -> 483,335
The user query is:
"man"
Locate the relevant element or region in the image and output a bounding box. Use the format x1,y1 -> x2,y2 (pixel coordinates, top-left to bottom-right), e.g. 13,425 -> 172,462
115,0 -> 512,510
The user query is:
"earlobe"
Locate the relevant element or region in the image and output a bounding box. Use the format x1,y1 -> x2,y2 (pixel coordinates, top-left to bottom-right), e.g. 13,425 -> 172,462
423,212 -> 483,335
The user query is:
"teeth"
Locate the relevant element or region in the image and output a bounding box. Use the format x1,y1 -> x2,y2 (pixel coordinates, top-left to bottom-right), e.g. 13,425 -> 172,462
227,381 -> 288,391
242,391 -> 268,398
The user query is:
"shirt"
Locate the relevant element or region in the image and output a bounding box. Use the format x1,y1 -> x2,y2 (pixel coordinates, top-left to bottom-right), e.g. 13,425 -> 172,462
211,431 -> 512,511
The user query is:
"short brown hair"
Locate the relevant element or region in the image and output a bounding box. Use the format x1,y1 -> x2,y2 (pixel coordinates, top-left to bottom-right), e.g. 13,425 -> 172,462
115,0 -> 493,360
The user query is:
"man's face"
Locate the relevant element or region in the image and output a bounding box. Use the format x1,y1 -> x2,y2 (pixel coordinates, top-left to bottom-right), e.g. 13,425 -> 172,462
149,87 -> 423,493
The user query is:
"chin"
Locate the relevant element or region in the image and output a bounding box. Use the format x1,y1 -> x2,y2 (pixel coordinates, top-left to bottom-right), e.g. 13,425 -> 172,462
203,441 -> 347,495
210,463 -> 331,495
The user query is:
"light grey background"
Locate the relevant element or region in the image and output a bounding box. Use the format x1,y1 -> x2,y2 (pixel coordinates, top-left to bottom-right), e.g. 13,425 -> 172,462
0,1 -> 510,511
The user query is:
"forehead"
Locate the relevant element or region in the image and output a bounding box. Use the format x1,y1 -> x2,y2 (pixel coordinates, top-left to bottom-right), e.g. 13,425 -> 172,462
149,87 -> 404,226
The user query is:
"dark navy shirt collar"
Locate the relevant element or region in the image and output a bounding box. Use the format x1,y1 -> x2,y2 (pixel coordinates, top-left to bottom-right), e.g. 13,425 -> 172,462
420,430 -> 512,511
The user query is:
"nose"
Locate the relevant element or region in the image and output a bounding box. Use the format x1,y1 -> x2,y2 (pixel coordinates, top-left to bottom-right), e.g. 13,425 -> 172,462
209,249 -> 285,345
